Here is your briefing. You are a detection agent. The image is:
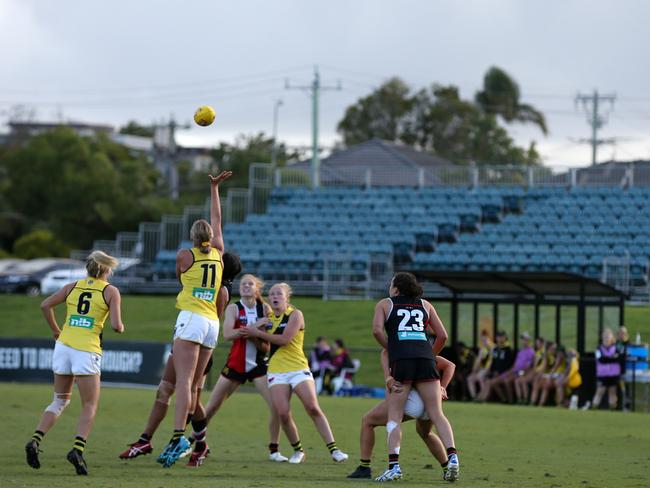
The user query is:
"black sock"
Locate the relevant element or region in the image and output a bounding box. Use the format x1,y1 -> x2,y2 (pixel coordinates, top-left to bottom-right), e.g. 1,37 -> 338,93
171,429 -> 184,443
446,447 -> 457,456
269,443 -> 279,454
388,453 -> 399,469
291,440 -> 303,452
441,461 -> 449,468
185,413 -> 193,426
139,433 -> 151,443
32,430 -> 44,445
191,418 -> 208,450
73,436 -> 86,453
326,441 -> 338,453
360,459 -> 371,469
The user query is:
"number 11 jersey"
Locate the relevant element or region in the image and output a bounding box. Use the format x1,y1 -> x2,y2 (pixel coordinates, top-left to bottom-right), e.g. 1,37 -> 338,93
176,247 -> 223,320
59,277 -> 110,354
384,296 -> 434,363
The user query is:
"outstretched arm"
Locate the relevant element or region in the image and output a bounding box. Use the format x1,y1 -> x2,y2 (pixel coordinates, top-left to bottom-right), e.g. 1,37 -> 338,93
208,171 -> 233,253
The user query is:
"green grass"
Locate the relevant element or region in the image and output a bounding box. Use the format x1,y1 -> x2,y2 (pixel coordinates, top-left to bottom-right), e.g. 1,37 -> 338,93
2,295 -> 650,388
1,383 -> 649,487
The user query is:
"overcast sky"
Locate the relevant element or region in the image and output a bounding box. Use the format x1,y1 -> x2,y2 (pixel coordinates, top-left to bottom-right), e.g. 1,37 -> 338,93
2,0 -> 649,168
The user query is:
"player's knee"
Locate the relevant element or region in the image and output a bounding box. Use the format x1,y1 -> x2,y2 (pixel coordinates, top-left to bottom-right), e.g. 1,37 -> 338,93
305,404 -> 322,418
277,409 -> 292,423
415,421 -> 431,439
386,420 -> 398,435
45,393 -> 71,417
156,380 -> 175,405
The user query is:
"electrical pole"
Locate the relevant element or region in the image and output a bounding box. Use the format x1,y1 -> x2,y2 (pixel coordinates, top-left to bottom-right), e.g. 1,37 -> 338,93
271,98 -> 283,169
286,66 -> 341,188
575,90 -> 616,165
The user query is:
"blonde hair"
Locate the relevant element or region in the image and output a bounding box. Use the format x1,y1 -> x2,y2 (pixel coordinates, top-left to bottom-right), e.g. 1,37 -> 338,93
602,328 -> 615,346
190,219 -> 213,254
270,282 -> 293,301
240,274 -> 266,303
617,326 -> 629,342
86,250 -> 119,279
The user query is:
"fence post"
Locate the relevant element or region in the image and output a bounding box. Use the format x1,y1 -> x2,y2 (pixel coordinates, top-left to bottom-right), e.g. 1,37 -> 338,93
471,167 -> 479,189
365,169 -> 372,189
570,168 -> 577,188
527,166 -> 534,187
274,168 -> 282,188
418,168 -> 425,188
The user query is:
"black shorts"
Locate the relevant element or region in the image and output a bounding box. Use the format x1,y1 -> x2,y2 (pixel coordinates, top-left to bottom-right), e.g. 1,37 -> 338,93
221,363 -> 267,384
390,358 -> 440,384
597,376 -> 619,388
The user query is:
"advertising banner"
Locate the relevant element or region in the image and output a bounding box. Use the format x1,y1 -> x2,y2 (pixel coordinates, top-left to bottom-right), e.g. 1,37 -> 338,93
0,338 -> 170,386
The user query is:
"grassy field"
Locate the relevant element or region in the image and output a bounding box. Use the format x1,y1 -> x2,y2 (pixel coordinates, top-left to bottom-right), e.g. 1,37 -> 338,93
1,383 -> 649,487
1,294 -> 649,388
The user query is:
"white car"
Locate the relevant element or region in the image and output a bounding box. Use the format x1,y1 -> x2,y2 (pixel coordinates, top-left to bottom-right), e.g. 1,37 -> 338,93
40,267 -> 88,295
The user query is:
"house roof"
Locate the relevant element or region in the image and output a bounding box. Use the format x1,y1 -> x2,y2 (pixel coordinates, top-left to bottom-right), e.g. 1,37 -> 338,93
289,139 -> 455,186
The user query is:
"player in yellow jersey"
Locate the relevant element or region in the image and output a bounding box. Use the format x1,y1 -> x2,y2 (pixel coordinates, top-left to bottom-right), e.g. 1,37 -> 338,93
157,171 -> 232,468
118,252 -> 241,466
243,283 -> 348,464
25,251 -> 124,475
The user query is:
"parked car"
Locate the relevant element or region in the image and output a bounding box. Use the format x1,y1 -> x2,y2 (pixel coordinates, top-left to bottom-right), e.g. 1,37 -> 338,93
40,267 -> 88,295
0,259 -> 82,295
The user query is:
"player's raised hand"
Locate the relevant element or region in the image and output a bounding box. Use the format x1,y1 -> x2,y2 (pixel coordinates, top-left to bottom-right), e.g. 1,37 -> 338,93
209,171 -> 233,186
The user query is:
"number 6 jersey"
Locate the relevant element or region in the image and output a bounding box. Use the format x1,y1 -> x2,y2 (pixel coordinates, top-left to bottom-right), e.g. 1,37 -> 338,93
176,247 -> 223,321
59,277 -> 111,354
385,296 -> 434,363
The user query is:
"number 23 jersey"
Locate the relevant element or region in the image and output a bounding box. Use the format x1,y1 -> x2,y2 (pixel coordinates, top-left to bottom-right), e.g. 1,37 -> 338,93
176,247 -> 223,321
385,296 -> 434,363
59,277 -> 110,354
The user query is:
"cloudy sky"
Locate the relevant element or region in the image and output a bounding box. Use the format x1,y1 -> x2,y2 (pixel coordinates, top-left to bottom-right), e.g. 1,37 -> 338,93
1,0 -> 649,168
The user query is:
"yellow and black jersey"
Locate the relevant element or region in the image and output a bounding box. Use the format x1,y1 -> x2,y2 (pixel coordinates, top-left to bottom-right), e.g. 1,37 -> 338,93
533,349 -> 546,372
479,346 -> 493,369
176,247 -> 223,320
59,277 -> 110,354
267,305 -> 309,374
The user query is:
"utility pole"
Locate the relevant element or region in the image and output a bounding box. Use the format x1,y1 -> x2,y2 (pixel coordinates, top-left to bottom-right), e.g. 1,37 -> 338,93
575,90 -> 616,165
271,98 -> 283,169
286,66 -> 341,187
153,116 -> 189,199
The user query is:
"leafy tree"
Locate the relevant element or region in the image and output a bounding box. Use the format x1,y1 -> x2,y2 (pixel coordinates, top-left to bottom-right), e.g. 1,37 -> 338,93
0,128 -> 166,250
475,66 -> 548,135
119,120 -> 155,137
13,230 -> 68,259
337,69 -> 544,165
337,77 -> 414,146
211,132 -> 301,189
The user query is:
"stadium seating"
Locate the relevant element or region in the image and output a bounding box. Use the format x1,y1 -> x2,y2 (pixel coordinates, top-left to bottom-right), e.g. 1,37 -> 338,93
223,186 -> 650,287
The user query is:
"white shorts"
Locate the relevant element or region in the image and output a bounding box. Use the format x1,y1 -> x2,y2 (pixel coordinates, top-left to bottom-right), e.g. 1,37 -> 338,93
173,310 -> 219,349
52,342 -> 101,376
404,390 -> 429,420
267,370 -> 314,389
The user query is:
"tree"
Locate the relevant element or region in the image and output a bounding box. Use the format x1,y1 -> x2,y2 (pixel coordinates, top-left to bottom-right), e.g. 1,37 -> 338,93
0,128 -> 166,251
336,68 -> 544,165
13,230 -> 68,259
119,120 -> 155,138
210,133 -> 301,189
337,77 -> 413,146
475,66 -> 548,135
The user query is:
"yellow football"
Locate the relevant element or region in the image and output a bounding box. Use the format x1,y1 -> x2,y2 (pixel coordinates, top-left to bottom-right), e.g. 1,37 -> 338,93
194,105 -> 216,127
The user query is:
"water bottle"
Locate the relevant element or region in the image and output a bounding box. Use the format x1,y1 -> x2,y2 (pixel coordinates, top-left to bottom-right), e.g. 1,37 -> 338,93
636,332 -> 641,345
